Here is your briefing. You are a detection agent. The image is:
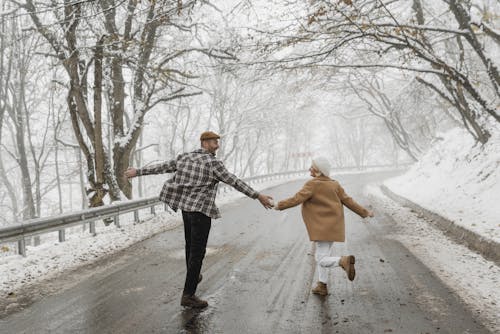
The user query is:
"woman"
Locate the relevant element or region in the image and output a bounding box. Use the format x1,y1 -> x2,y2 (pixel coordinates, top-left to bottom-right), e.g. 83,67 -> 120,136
274,157 -> 374,296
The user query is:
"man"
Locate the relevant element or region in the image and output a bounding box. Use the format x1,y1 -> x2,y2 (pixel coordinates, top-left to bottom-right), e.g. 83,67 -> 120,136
124,131 -> 273,308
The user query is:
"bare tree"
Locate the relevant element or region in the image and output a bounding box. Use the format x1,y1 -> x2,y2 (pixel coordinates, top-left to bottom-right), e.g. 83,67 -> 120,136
0,7 -> 19,223
9,0 -> 234,206
0,9 -> 37,219
259,0 -> 499,144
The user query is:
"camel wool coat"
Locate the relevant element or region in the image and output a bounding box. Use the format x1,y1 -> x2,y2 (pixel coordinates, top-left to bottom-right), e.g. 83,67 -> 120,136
276,175 -> 370,242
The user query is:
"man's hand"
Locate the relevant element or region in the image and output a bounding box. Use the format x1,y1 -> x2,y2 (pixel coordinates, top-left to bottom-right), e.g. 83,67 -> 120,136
257,194 -> 274,209
124,167 -> 138,179
366,210 -> 374,218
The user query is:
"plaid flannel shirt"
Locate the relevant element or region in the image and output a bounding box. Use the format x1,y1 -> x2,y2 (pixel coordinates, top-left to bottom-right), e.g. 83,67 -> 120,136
137,148 -> 259,219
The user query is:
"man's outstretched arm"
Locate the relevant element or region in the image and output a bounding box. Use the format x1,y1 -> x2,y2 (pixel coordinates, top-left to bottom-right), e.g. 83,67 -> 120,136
125,159 -> 177,178
212,160 -> 273,209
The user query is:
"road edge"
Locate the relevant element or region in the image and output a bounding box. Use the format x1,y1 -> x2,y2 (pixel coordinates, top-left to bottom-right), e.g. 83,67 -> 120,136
380,185 -> 500,265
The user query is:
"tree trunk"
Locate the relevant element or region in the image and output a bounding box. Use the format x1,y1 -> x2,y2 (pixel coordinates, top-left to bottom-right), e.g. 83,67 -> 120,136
91,36 -> 107,207
0,8 -> 19,223
10,77 -> 36,219
77,148 -> 88,209
54,141 -> 63,213
51,73 -> 63,214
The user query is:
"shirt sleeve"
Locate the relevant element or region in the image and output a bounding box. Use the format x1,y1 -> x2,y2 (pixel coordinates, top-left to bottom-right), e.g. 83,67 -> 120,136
212,160 -> 259,199
337,184 -> 370,218
276,181 -> 314,210
137,158 -> 177,176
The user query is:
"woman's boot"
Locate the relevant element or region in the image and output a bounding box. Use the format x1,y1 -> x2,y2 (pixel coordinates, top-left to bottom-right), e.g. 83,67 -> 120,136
311,282 -> 328,296
339,255 -> 356,281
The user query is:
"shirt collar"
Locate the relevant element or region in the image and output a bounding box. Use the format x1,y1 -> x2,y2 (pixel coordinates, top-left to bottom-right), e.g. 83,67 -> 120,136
194,148 -> 215,156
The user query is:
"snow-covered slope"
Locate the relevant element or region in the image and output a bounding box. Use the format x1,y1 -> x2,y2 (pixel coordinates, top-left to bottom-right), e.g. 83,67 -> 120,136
384,127 -> 500,243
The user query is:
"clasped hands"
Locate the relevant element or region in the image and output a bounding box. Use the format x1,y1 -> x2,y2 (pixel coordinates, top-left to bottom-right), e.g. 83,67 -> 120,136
257,194 -> 275,209
257,194 -> 282,210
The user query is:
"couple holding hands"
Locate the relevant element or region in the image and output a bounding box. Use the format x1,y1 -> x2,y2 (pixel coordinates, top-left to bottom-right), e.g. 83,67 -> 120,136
124,131 -> 374,309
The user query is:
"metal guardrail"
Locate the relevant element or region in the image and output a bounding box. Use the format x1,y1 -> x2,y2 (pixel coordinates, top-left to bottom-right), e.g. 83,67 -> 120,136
0,197 -> 161,256
0,164 -> 411,256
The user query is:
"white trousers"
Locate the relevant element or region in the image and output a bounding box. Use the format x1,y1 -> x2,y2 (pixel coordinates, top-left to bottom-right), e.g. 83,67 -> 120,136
315,241 -> 341,283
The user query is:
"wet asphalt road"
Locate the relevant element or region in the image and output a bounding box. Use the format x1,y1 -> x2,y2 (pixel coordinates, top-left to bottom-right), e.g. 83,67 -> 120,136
0,171 -> 490,334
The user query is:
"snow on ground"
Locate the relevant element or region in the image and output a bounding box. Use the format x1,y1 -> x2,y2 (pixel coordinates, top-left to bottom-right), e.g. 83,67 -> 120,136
365,185 -> 500,333
0,176 -> 301,298
383,127 -> 500,244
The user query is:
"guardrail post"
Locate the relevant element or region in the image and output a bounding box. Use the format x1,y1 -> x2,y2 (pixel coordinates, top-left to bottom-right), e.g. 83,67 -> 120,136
18,238 -> 26,257
58,230 -> 65,242
134,210 -> 139,222
114,215 -> 120,228
89,221 -> 96,236
150,205 -> 156,215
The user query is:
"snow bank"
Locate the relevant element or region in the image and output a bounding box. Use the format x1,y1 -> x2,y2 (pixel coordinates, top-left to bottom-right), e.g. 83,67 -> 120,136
384,127 -> 500,244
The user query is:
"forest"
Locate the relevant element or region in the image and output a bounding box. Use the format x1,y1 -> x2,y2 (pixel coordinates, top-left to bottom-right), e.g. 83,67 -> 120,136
0,0 -> 498,225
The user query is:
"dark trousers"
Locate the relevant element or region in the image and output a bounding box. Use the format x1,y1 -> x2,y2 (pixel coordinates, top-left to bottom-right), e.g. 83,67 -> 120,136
181,211 -> 211,296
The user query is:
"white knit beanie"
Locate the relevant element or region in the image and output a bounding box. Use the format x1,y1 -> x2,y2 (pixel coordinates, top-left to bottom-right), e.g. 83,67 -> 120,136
312,156 -> 331,177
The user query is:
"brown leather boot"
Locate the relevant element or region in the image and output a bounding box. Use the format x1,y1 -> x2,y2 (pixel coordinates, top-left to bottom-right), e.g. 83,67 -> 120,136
180,294 -> 208,308
339,255 -> 356,281
311,282 -> 328,296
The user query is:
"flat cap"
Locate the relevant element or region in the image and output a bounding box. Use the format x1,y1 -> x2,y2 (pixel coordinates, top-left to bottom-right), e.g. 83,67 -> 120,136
200,131 -> 220,141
